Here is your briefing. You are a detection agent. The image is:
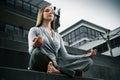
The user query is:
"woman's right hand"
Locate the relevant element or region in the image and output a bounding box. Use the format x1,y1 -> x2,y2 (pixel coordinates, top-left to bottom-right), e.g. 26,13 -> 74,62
85,49 -> 96,57
33,35 -> 43,48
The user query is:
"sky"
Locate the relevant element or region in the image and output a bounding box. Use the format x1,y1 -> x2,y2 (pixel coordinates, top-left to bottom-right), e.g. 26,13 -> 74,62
45,0 -> 120,32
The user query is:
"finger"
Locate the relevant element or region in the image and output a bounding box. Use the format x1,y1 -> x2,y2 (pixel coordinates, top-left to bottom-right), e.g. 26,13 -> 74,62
33,37 -> 38,42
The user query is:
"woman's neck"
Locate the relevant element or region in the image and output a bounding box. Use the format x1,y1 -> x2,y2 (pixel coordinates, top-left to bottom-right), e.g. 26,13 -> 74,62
43,20 -> 52,30
43,20 -> 53,37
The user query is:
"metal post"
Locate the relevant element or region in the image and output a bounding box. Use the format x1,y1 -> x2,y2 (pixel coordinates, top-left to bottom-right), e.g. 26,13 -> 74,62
100,30 -> 113,56
106,30 -> 113,56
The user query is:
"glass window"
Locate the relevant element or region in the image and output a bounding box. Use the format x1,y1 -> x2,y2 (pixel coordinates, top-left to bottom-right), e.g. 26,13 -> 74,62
76,35 -> 81,40
95,31 -> 99,37
14,27 -> 19,35
6,0 -> 14,5
63,34 -> 69,42
91,29 -> 95,36
71,31 -> 75,38
23,29 -> 28,37
79,27 -> 82,33
19,26 -> 23,36
5,24 -> 14,34
23,2 -> 30,13
87,28 -> 91,38
68,33 -> 71,40
80,32 -> 87,38
111,36 -> 120,48
96,43 -> 108,54
31,5 -> 38,15
71,37 -> 75,42
69,39 -> 72,44
75,28 -> 79,36
87,28 -> 91,34
81,26 -> 87,33
66,35 -> 69,42
102,43 -> 108,52
16,0 -> 23,9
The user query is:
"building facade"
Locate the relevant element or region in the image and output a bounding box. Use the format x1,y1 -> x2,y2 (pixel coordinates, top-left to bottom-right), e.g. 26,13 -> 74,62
60,19 -> 120,57
0,0 -> 50,42
0,0 -> 60,42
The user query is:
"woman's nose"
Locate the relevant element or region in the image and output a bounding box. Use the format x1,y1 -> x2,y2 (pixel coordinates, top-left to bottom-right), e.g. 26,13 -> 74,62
49,11 -> 53,14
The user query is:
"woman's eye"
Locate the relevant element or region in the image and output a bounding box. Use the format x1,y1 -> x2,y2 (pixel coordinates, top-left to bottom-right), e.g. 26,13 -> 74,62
44,9 -> 54,13
45,9 -> 49,12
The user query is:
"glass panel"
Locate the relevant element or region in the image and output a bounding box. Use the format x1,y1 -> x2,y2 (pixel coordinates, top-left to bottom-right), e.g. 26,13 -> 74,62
16,0 -> 23,9
76,35 -> 81,40
5,24 -> 14,34
81,27 -> 87,33
75,28 -> 79,36
91,29 -> 95,35
6,0 -> 14,5
19,27 -> 23,36
71,31 -> 75,38
71,37 -> 75,42
14,27 -> 19,35
23,29 -> 28,37
31,5 -> 38,15
79,27 -> 82,33
23,2 -> 30,13
68,33 -> 71,40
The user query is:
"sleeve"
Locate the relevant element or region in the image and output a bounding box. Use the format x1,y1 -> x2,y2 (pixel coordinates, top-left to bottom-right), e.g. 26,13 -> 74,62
59,35 -> 86,60
28,27 -> 37,54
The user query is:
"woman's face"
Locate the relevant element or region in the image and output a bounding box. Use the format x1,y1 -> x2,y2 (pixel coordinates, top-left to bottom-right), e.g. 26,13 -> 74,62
43,6 -> 54,21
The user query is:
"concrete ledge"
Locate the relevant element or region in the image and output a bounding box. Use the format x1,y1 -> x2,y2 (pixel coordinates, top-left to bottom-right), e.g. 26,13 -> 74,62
0,38 -> 28,53
0,67 -> 103,80
85,64 -> 120,80
0,48 -> 29,69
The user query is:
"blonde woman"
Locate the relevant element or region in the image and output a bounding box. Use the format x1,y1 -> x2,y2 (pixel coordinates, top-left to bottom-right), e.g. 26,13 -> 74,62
28,6 -> 96,77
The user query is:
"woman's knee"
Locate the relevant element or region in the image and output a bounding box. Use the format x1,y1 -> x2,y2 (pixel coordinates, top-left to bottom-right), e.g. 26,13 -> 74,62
83,57 -> 94,72
86,57 -> 94,66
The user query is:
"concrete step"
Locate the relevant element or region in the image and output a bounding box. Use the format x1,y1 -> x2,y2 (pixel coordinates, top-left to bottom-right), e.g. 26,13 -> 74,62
0,38 -> 28,53
0,48 -> 120,80
84,55 -> 120,80
85,64 -> 120,80
93,55 -> 120,69
0,67 -> 103,80
0,48 -> 30,69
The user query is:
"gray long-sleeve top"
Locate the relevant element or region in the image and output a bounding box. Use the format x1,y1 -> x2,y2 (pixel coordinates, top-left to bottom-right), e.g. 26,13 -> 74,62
28,25 -> 86,76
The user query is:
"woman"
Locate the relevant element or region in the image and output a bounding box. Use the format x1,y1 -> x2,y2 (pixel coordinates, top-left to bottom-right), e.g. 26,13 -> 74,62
28,6 -> 96,77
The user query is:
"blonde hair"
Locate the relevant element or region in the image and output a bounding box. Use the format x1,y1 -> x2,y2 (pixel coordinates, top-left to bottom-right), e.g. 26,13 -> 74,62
35,6 -> 55,29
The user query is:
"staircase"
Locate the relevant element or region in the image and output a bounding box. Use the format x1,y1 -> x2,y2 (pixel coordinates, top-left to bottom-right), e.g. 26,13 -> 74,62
0,32 -> 120,80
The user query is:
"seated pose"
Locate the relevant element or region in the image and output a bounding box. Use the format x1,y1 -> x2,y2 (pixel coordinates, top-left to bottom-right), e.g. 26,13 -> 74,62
28,6 -> 96,77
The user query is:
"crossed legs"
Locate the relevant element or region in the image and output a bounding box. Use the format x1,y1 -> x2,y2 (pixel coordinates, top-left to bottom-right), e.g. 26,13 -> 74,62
47,49 -> 96,76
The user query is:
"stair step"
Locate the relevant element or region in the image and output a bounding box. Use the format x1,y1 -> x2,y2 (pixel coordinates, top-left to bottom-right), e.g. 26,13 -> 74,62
0,67 -> 103,80
85,64 -> 120,80
0,48 -> 29,69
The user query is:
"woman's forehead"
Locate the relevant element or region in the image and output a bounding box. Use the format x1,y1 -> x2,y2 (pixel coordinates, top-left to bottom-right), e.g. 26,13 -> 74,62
44,6 -> 53,10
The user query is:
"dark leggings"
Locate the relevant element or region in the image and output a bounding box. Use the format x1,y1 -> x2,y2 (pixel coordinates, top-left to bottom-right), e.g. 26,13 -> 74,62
29,48 -> 51,72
